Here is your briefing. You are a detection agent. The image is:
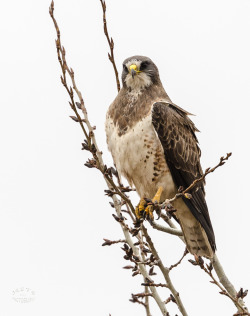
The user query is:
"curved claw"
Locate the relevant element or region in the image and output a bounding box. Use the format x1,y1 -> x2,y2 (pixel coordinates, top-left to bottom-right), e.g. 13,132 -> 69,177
135,186 -> 163,221
144,204 -> 154,221
135,198 -> 148,219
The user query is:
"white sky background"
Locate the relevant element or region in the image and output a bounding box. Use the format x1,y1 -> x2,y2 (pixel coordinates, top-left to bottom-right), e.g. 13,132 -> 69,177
0,0 -> 250,315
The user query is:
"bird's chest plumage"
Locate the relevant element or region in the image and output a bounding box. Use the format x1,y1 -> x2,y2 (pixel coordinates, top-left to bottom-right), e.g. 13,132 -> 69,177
106,109 -> 176,200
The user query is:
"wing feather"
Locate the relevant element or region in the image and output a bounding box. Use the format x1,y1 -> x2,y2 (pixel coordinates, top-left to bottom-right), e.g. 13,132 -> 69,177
152,102 -> 216,250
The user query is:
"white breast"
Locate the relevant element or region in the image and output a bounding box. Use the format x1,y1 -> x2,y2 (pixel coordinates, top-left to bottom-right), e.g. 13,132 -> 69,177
105,109 -> 176,200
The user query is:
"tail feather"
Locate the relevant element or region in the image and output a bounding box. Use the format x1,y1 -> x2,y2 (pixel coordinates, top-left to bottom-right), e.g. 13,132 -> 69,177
174,199 -> 214,258
179,219 -> 214,258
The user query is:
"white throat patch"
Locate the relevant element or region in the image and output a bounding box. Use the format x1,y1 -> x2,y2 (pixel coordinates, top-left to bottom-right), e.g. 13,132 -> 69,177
125,59 -> 152,91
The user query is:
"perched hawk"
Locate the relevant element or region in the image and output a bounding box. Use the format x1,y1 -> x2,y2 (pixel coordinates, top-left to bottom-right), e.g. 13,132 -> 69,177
105,56 -> 216,258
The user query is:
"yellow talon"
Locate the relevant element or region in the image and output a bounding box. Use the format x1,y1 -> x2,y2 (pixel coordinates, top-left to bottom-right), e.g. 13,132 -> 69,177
135,198 -> 147,219
145,204 -> 154,220
135,186 -> 163,220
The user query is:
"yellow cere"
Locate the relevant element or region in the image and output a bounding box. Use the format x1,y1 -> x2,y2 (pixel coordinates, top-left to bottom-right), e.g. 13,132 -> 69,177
129,64 -> 141,73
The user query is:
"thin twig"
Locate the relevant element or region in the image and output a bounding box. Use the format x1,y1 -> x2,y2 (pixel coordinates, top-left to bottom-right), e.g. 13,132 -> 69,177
169,248 -> 188,271
161,153 -> 232,208
102,238 -> 126,246
49,2 -> 89,143
133,292 -> 153,298
189,257 -> 247,314
142,282 -> 168,288
100,0 -> 120,92
129,293 -> 147,307
182,153 -> 232,195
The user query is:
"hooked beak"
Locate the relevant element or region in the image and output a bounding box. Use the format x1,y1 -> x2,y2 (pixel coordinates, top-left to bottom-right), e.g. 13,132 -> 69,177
129,64 -> 140,79
131,68 -> 136,79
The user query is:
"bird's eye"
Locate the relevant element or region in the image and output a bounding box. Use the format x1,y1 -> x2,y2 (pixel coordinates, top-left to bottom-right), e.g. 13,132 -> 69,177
123,64 -> 128,72
140,61 -> 149,71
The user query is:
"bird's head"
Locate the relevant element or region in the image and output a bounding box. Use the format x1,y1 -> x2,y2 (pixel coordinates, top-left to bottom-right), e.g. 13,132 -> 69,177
121,56 -> 160,90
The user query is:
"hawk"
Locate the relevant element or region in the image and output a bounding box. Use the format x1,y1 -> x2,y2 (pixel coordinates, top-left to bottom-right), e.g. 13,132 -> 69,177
105,56 -> 216,258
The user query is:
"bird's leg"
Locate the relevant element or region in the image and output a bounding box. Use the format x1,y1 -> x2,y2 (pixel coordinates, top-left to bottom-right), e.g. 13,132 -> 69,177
144,186 -> 163,220
152,186 -> 163,204
135,186 -> 163,221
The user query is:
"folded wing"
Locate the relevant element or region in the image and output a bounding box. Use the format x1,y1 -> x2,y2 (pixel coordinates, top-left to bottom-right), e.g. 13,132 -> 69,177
152,102 -> 216,251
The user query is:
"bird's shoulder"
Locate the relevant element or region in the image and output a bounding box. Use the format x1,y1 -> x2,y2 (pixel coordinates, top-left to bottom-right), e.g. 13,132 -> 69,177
106,85 -> 171,135
151,101 -> 202,177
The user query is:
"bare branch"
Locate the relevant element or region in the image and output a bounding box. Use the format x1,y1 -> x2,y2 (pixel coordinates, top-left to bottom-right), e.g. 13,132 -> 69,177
161,153 -> 232,207
169,248 -> 188,271
144,284 -> 152,316
188,255 -> 248,314
116,208 -> 169,315
151,220 -> 183,236
102,238 -> 126,246
164,294 -> 177,305
99,0 -> 120,92
182,152 -> 232,195
212,254 -> 249,313
142,281 -> 168,288
162,213 -> 249,313
133,292 -> 153,298
49,1 -> 90,142
129,293 -> 147,307
141,246 -> 152,316
142,227 -> 188,316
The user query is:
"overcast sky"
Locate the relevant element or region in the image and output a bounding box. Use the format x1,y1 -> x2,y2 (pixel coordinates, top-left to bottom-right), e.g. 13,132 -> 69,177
1,0 -> 250,315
